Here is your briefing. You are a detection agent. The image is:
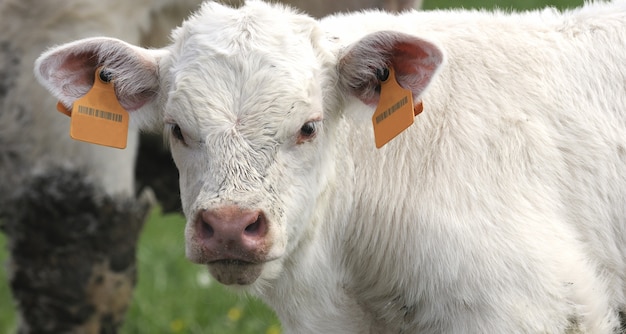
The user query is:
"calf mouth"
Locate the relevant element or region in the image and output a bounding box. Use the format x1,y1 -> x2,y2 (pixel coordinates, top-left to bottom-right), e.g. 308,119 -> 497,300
211,259 -> 254,266
207,260 -> 265,285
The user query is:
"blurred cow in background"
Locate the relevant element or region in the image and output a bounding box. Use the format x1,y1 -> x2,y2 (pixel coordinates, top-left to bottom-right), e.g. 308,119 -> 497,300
0,1 -> 202,332
0,0 -> 422,333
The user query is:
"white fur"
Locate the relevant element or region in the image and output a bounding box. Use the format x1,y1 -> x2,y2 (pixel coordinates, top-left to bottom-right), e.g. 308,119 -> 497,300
34,0 -> 626,333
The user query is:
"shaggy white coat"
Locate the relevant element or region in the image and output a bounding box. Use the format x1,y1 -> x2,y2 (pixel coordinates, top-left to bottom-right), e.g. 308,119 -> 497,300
35,1 -> 626,333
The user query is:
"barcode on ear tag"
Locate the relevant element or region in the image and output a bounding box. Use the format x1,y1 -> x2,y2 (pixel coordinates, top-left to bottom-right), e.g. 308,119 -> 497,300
69,67 -> 129,149
372,67 -> 415,149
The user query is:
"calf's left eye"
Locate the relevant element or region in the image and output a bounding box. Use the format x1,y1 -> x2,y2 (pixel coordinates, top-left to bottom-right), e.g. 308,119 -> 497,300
297,121 -> 318,144
300,122 -> 316,137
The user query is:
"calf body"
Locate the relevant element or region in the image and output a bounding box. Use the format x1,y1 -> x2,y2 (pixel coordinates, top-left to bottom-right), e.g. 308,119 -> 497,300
35,1 -> 626,333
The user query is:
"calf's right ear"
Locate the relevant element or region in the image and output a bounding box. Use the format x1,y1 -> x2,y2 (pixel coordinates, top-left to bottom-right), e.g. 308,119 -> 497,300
34,37 -> 168,125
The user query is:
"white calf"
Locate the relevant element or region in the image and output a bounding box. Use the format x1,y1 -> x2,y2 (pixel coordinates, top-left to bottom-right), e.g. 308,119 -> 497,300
34,1 -> 626,333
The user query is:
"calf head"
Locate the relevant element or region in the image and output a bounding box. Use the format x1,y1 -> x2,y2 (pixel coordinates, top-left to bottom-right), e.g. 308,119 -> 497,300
34,0 -> 443,288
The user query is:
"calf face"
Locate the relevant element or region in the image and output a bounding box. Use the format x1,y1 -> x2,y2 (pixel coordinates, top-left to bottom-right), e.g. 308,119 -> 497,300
158,2 -> 340,286
34,1 -> 443,287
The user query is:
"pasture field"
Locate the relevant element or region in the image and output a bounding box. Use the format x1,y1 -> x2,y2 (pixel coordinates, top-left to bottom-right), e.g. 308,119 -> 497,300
0,0 -> 581,333
426,0 -> 581,10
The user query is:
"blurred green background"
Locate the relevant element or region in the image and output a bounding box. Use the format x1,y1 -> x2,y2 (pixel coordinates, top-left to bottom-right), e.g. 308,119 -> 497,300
424,0 -> 581,10
0,0 -> 583,333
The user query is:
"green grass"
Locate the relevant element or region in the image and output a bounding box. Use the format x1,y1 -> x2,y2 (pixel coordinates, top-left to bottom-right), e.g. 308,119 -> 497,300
423,0 -> 582,10
0,0 -> 583,332
0,230 -> 17,333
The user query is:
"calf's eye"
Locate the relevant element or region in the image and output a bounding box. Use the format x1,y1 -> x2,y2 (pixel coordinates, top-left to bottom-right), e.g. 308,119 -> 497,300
300,122 -> 316,136
300,122 -> 316,137
297,121 -> 318,144
171,124 -> 185,143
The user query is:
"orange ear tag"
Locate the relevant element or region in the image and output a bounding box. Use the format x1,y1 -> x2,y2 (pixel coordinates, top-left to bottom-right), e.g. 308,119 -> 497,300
372,67 -> 416,149
66,67 -> 129,149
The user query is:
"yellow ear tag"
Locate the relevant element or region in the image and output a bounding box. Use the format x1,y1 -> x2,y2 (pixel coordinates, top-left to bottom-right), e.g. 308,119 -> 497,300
372,67 -> 415,149
68,67 -> 129,149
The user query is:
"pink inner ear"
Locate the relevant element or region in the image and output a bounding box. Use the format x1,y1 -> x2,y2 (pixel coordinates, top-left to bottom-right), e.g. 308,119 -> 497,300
392,40 -> 442,100
56,52 -> 99,98
393,42 -> 435,74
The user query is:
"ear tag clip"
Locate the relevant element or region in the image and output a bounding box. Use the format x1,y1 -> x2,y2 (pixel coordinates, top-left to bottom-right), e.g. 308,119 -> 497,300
58,67 -> 129,149
372,66 -> 421,149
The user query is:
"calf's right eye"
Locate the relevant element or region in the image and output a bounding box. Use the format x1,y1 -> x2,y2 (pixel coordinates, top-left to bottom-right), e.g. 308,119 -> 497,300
171,124 -> 185,143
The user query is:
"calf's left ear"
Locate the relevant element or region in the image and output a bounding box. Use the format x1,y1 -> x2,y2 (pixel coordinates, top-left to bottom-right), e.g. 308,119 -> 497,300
337,31 -> 444,106
34,37 -> 167,114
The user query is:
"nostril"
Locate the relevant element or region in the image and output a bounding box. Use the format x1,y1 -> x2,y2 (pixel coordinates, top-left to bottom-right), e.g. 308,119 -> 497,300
244,214 -> 266,237
245,215 -> 261,233
201,218 -> 214,239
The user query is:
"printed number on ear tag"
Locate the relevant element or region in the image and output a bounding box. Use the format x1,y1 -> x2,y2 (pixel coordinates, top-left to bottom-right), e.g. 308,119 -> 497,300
67,67 -> 129,149
372,67 -> 415,149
